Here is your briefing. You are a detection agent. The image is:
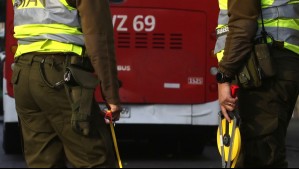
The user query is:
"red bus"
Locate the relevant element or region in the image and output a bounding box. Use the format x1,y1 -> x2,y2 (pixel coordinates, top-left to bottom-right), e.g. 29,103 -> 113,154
3,0 -> 220,154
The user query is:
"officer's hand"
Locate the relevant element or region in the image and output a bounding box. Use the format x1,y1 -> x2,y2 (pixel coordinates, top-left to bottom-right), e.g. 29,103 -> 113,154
108,104 -> 123,121
218,83 -> 238,122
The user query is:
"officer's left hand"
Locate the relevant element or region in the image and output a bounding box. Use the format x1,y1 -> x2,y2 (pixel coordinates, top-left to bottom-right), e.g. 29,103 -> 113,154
107,104 -> 123,121
218,83 -> 238,122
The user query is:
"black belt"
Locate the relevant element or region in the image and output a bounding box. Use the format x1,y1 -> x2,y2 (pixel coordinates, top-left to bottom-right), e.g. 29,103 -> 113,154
36,54 -> 94,89
15,52 -> 94,89
15,52 -> 75,65
38,55 -> 66,89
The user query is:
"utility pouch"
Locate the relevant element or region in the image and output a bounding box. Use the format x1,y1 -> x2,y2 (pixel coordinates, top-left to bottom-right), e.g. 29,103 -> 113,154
236,1 -> 277,89
69,55 -> 94,72
255,43 -> 276,78
64,65 -> 99,136
64,65 -> 98,88
236,47 -> 263,89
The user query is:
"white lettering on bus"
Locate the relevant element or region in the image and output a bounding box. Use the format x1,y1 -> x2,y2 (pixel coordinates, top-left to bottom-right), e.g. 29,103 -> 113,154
113,15 -> 128,32
113,15 -> 156,32
117,65 -> 131,71
133,15 -> 156,32
188,77 -> 203,85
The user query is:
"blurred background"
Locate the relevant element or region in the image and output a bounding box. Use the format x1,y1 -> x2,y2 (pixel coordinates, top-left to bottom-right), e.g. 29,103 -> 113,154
0,0 -> 297,168
0,0 -> 6,116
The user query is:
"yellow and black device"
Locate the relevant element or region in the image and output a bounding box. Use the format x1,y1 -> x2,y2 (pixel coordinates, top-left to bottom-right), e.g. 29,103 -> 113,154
105,110 -> 123,168
217,85 -> 241,168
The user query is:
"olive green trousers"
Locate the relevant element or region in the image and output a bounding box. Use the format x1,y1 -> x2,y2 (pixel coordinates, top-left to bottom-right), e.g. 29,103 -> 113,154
236,48 -> 299,168
12,53 -> 117,168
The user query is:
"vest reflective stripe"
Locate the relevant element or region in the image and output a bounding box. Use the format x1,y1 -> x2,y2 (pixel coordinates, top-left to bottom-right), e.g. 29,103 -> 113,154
258,20 -> 299,38
216,49 -> 225,62
214,0 -> 228,57
15,40 -> 83,57
261,4 -> 299,20
262,0 -> 275,7
14,24 -> 84,46
267,27 -> 298,45
217,0 -> 228,27
215,0 -> 299,61
285,42 -> 299,54
219,0 -> 227,9
217,10 -> 229,27
13,0 -> 84,57
268,0 -> 292,6
14,24 -> 83,37
18,34 -> 84,46
14,9 -> 80,27
215,36 -> 227,62
262,0 -> 295,7
257,2 -> 299,55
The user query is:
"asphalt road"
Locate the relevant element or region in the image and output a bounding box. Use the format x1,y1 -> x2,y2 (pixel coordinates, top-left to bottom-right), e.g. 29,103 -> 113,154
0,117 -> 298,168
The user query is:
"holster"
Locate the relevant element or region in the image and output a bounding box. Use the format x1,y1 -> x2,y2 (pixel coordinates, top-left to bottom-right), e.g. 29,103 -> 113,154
64,58 -> 99,136
255,43 -> 276,78
236,47 -> 263,89
64,65 -> 98,88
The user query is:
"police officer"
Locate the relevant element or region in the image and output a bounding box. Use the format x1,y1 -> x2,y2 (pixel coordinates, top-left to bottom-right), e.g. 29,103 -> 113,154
215,0 -> 299,167
12,0 -> 122,167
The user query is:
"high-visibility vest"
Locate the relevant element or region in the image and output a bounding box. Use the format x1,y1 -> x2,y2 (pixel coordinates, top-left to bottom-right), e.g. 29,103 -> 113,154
214,0 -> 228,61
13,0 -> 84,57
215,0 -> 299,61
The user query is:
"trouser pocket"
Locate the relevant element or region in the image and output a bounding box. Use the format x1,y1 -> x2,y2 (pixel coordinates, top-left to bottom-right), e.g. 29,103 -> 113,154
64,65 -> 99,136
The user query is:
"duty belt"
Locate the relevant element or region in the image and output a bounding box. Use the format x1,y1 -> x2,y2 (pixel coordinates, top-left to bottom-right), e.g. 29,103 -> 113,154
31,53 -> 93,89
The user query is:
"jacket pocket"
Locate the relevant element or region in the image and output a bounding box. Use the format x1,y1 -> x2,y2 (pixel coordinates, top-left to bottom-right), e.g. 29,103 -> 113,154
11,64 -> 21,85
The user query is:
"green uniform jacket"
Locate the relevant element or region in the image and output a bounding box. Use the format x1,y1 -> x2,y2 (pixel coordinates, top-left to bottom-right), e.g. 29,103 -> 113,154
218,0 -> 260,78
68,0 -> 121,105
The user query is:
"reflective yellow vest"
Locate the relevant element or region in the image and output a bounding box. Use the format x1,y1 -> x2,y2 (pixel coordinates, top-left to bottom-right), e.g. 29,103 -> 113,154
215,0 -> 299,61
12,0 -> 84,57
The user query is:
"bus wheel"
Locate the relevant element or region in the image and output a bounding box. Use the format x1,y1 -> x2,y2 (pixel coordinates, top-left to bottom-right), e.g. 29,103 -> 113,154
2,122 -> 22,154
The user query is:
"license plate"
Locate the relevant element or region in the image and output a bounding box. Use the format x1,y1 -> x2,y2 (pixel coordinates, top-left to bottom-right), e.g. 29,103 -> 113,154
120,107 -> 131,118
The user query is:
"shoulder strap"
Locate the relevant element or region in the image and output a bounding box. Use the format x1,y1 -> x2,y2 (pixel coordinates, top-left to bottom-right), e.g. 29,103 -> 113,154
259,0 -> 268,43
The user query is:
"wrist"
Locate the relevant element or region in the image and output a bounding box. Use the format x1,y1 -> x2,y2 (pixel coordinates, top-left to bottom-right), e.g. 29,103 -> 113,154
216,71 -> 233,84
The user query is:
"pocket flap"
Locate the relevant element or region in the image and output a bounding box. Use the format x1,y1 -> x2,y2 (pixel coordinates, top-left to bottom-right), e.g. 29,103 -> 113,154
66,66 -> 99,89
11,65 -> 21,84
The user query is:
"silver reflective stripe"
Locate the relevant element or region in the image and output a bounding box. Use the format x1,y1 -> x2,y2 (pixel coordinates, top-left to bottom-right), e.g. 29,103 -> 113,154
258,2 -> 299,49
14,8 -> 80,27
218,10 -> 228,25
214,9 -> 229,54
257,27 -> 299,46
261,3 -> 299,20
14,0 -> 84,46
19,34 -> 84,46
272,0 -> 291,6
215,0 -> 299,55
14,0 -> 81,27
214,35 -> 227,54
